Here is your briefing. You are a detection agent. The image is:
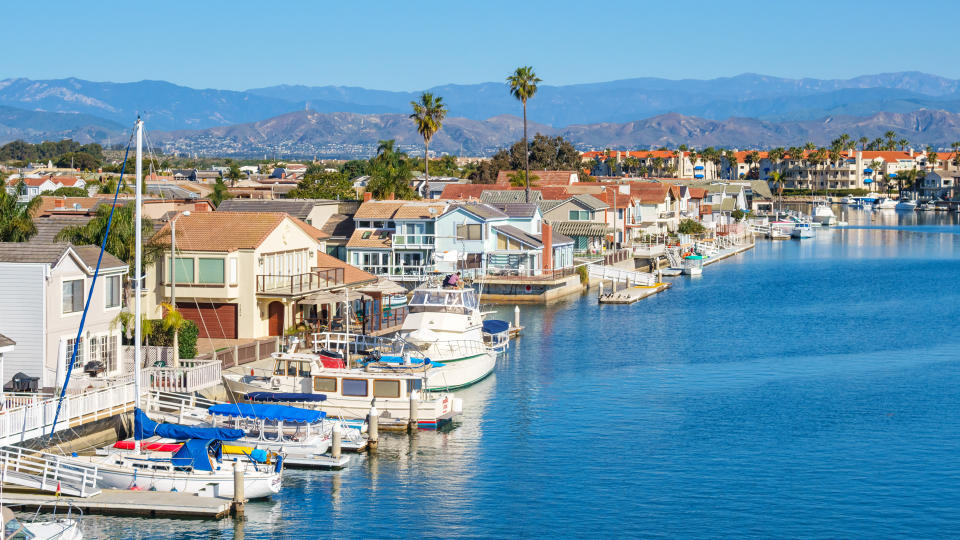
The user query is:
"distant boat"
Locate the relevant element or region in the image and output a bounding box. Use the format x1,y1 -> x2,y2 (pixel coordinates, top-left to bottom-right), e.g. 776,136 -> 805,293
875,197 -> 898,209
894,199 -> 918,211
812,202 -> 837,226
791,223 -> 814,239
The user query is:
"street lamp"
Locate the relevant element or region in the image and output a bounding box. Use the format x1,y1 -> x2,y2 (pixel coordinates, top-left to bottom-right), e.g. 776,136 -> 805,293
170,210 -> 191,309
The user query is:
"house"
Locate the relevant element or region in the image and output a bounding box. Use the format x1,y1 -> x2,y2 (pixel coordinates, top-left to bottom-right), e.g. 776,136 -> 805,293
433,202 -> 509,274
0,333 -> 14,391
413,174 -> 466,199
0,243 -> 128,390
6,175 -> 87,201
440,184 -> 571,201
920,170 -> 960,199
146,212 -> 373,340
172,169 -> 198,182
347,200 -> 448,278
539,194 -> 611,253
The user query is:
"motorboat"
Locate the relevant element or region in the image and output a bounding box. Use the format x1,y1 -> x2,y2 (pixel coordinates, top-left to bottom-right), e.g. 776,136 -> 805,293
768,228 -> 791,240
894,198 -> 918,211
791,223 -> 814,238
682,254 -> 703,275
2,506 -> 82,540
811,202 -> 837,226
874,197 -> 898,209
222,351 -> 461,428
68,409 -> 283,498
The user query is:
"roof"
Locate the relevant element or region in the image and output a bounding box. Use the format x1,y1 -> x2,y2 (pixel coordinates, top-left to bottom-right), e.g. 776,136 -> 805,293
749,180 -> 774,200
688,187 -> 707,199
34,196 -> 107,216
570,194 -> 609,210
347,229 -> 392,249
0,333 -> 14,348
582,150 -> 677,160
354,201 -> 448,220
319,213 -> 356,240
448,203 -> 508,220
538,199 -> 565,213
316,250 -> 376,285
496,203 -> 539,218
29,216 -> 95,244
479,190 -> 544,204
549,230 -> 574,246
0,242 -> 126,270
550,221 -> 612,238
494,170 -> 579,186
440,184 -> 571,201
630,184 -> 671,204
492,225 -> 543,248
216,199 -> 335,220
151,212 -> 327,252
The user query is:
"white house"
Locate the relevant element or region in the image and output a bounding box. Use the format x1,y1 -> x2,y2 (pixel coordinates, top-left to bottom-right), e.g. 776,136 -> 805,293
0,243 -> 128,390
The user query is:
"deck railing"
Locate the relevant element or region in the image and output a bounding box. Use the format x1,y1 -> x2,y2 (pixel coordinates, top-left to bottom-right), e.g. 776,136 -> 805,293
256,267 -> 345,294
142,360 -> 222,393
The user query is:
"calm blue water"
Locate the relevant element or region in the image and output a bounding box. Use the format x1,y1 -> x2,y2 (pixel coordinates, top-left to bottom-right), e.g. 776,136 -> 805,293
85,208 -> 960,538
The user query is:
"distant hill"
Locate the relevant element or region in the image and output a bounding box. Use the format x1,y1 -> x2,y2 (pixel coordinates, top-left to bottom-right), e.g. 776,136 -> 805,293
0,105 -> 125,144
151,108 -> 960,158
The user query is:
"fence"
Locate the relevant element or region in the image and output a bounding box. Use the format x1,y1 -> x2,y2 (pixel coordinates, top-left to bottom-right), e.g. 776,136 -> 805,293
602,249 -> 633,265
194,338 -> 279,369
141,360 -> 222,393
122,345 -> 173,368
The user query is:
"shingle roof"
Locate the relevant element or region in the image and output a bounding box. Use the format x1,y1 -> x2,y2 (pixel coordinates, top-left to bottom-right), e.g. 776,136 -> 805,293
497,203 -> 539,218
450,203 -> 508,220
216,199 -> 328,220
440,184 -> 571,201
549,231 -> 574,246
748,180 -> 774,200
570,194 -> 608,210
492,225 -> 543,248
0,333 -> 14,348
319,213 -> 356,240
494,170 -> 579,186
0,242 -> 125,270
29,216 -> 95,244
346,229 -> 392,249
479,190 -> 544,204
354,201 -> 448,220
550,221 -> 612,238
151,212 -> 327,252
316,250 -> 376,285
538,199 -> 565,213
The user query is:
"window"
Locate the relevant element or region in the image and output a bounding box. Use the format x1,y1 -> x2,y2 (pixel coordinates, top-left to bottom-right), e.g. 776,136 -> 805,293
198,258 -> 225,284
373,379 -> 400,398
62,279 -> 84,313
65,337 -> 84,369
229,259 -> 238,284
274,361 -> 286,376
456,224 -> 482,240
313,377 -> 337,392
170,257 -> 194,283
106,335 -> 117,372
569,210 -> 589,220
298,362 -> 311,377
106,275 -> 121,308
617,209 -> 624,219
341,378 -> 368,397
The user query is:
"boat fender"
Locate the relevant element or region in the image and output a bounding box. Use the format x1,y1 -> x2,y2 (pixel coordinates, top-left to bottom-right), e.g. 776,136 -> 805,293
274,455 -> 284,473
250,369 -> 255,376
452,398 -> 463,414
270,376 -> 282,389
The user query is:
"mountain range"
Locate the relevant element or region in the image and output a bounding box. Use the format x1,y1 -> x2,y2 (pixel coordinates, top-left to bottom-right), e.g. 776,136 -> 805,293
3,72 -> 960,155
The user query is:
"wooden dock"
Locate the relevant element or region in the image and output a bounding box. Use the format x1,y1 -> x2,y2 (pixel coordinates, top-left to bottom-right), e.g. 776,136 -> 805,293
0,487 -> 234,519
598,282 -> 671,304
703,241 -> 755,266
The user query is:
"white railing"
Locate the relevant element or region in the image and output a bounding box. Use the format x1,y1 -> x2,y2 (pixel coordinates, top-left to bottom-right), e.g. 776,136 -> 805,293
631,243 -> 666,257
587,264 -> 656,286
141,360 -> 222,393
391,234 -> 435,247
311,332 -> 404,356
0,382 -> 137,446
0,446 -> 101,497
3,392 -> 55,409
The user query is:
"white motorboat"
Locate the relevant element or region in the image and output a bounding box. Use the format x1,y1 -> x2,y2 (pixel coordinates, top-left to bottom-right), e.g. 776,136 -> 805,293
875,197 -> 898,209
791,223 -> 814,238
2,506 -> 83,540
222,351 -> 461,428
397,286 -> 497,390
811,202 -> 837,225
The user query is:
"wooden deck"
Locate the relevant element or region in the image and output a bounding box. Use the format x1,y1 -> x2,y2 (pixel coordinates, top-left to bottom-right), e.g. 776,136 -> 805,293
598,282 -> 671,304
0,487 -> 234,519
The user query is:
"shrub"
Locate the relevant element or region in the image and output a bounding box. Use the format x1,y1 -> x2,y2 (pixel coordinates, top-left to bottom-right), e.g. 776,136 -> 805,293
678,219 -> 706,235
731,209 -> 746,221
576,264 -> 588,284
178,321 -> 198,360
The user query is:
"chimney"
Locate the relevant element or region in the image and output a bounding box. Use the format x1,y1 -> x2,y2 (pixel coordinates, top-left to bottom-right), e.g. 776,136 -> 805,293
194,203 -> 207,212
363,192 -> 373,202
910,148 -> 915,157
542,222 -> 553,272
54,198 -> 65,209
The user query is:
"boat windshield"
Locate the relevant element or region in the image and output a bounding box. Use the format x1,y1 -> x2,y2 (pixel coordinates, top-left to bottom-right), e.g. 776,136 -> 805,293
409,288 -> 479,313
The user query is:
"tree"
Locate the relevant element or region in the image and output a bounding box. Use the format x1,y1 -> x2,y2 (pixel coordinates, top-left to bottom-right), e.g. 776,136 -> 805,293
768,147 -> 785,179
744,151 -> 758,179
341,160 -> 369,180
409,92 -> 448,198
769,171 -> 785,210
858,136 -> 869,151
289,170 -> 354,200
209,179 -> 232,207
926,145 -> 938,171
508,171 -> 539,187
226,164 -> 243,186
98,176 -> 134,195
366,140 -> 416,199
0,182 -> 40,241
49,186 -> 89,197
951,141 -> 960,168
55,151 -> 101,171
677,218 -> 705,235
883,130 -> 897,151
507,66 -> 541,203
867,160 -> 882,192
159,303 -> 187,367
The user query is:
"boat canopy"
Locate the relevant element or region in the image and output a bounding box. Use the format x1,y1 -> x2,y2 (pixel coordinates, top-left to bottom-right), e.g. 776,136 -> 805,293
134,408 -> 244,441
245,391 -> 327,403
482,319 -> 510,334
208,403 -> 325,424
170,439 -> 219,471
409,288 -> 479,311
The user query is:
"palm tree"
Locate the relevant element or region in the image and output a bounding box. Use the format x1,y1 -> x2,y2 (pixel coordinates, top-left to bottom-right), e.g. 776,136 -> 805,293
867,160 -> 882,192
0,182 -> 41,242
926,145 -> 938,171
507,66 -> 542,203
226,164 -> 243,187
726,150 -> 739,179
898,138 -> 909,151
210,179 -> 232,207
508,171 -> 539,187
769,171 -> 785,211
883,130 -> 897,151
368,140 -> 415,200
768,147 -> 785,180
409,92 -> 448,199
951,141 -> 960,169
160,302 -> 187,367
858,136 -> 869,151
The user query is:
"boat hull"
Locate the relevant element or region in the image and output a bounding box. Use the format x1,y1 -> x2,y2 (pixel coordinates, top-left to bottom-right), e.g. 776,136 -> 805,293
424,352 -> 497,390
93,463 -> 281,498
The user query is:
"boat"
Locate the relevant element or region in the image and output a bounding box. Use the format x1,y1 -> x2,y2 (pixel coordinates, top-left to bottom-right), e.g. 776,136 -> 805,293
874,197 -> 898,209
222,352 -> 461,427
894,198 -> 918,211
791,223 -> 814,238
396,285 -> 498,390
2,506 -> 83,540
682,254 -> 703,275
481,319 -> 511,352
768,228 -> 791,240
811,202 -> 837,226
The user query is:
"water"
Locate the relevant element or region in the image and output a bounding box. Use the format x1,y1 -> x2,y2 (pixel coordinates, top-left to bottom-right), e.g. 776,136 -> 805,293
84,209 -> 960,538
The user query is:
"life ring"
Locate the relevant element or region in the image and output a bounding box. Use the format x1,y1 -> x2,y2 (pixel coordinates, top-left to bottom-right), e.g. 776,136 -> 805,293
270,376 -> 282,389
524,285 -> 532,292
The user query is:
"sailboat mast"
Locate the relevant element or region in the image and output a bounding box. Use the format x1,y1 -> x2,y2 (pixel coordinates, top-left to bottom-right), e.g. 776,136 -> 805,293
134,118 -> 143,452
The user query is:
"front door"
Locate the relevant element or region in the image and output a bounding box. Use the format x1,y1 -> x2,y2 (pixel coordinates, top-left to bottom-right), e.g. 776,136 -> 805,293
268,301 -> 284,337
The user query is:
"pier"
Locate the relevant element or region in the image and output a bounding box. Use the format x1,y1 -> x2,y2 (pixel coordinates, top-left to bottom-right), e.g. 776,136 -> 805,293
598,282 -> 671,304
0,487 -> 235,518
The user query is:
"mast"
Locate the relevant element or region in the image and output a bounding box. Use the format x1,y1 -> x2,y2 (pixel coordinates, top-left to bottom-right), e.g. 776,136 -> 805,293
134,118 -> 143,453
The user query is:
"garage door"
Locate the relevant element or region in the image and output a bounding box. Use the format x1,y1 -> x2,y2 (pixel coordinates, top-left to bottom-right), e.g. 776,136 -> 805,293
176,302 -> 237,339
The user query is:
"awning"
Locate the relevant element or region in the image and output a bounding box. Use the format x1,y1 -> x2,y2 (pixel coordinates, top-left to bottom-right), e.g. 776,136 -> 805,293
300,291 -> 341,305
357,277 -> 408,296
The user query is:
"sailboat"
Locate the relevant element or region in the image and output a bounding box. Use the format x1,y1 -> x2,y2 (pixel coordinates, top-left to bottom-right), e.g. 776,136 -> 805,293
57,118 -> 283,498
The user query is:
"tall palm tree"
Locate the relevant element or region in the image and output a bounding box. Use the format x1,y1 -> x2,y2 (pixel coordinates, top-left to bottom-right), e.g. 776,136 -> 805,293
769,171 -> 785,211
0,181 -> 40,242
858,136 -> 869,151
768,147 -> 785,180
898,138 -> 909,151
409,92 -> 448,199
744,152 -> 757,179
926,145 -> 939,172
951,141 -> 960,169
883,130 -> 897,151
507,66 -> 541,203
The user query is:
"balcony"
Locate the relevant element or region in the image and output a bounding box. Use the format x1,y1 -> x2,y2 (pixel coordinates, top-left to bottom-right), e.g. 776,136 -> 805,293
391,233 -> 435,248
256,267 -> 345,296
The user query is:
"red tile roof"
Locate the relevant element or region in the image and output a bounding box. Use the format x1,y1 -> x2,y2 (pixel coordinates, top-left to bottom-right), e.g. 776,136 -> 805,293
152,212 -> 327,252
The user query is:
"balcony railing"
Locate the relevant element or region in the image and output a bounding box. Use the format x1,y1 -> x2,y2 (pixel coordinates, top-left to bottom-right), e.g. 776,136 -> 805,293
257,267 -> 345,295
391,234 -> 435,247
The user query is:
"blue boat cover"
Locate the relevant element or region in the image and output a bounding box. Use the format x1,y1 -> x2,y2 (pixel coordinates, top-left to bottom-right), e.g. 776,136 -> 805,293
171,439 -> 218,471
208,403 -> 325,423
482,319 -> 510,334
245,392 -> 327,403
134,408 -> 244,441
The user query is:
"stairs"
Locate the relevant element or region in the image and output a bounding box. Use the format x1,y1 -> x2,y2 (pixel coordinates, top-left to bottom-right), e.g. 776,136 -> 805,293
587,264 -> 656,286
0,446 -> 100,497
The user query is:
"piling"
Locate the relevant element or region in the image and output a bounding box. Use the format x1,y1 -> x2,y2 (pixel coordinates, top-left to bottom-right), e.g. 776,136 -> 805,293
232,460 -> 245,516
514,305 -> 520,329
408,390 -> 420,431
367,405 -> 379,451
331,428 -> 342,460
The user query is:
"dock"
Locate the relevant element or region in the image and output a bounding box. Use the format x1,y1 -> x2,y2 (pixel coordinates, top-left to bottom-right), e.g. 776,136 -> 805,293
703,240 -> 755,266
598,282 -> 671,304
0,487 -> 235,519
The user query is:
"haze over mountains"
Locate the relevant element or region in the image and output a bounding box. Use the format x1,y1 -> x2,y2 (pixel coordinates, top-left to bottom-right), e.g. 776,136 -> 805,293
3,72 -> 960,155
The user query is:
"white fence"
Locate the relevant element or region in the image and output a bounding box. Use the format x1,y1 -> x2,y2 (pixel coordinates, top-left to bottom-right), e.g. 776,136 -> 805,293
587,264 -> 656,286
0,445 -> 101,497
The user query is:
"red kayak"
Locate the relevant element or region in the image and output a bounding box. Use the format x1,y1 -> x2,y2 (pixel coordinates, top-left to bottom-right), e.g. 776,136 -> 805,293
113,440 -> 182,452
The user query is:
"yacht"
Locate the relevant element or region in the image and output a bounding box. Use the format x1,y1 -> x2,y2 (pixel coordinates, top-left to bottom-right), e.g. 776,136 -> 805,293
874,197 -> 898,209
894,198 -> 918,211
397,285 -> 497,390
812,202 -> 837,225
2,506 -> 83,540
791,223 -> 814,238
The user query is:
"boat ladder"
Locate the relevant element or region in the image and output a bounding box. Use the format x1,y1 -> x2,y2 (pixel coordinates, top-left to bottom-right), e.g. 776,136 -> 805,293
0,446 -> 101,497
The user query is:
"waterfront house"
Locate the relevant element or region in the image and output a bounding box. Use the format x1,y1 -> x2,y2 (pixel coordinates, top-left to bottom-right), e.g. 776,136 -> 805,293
0,333 -> 14,391
6,175 -> 87,201
347,200 -> 448,279
920,170 -> 960,199
628,184 -> 675,236
539,195 -> 610,253
0,243 -> 128,390
433,202 -> 509,275
440,184 -> 572,201
146,212 -> 373,340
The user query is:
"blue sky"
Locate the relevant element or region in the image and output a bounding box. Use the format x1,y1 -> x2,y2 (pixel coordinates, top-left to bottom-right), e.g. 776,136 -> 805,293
6,0 -> 959,91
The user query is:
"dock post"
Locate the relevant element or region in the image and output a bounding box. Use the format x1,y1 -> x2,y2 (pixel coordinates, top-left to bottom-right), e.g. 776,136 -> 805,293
232,460 -> 245,516
367,405 -> 379,451
331,427 -> 342,460
514,305 -> 520,329
408,390 -> 420,431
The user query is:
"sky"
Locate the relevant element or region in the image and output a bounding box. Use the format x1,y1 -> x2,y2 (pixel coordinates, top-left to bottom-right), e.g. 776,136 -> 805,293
5,0 -> 960,91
